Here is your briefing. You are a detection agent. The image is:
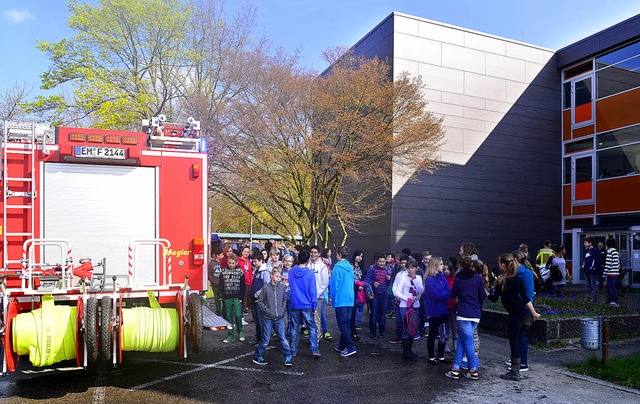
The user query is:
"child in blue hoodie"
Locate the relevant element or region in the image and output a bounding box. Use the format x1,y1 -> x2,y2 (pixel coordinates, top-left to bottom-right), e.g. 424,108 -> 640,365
424,256 -> 451,364
288,249 -> 320,358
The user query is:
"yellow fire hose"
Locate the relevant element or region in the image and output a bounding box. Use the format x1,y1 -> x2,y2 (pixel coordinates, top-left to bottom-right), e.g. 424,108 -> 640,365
121,292 -> 179,352
13,295 -> 77,367
12,292 -> 180,367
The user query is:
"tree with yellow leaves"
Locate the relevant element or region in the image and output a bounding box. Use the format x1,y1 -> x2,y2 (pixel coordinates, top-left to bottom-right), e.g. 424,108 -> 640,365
209,49 -> 445,247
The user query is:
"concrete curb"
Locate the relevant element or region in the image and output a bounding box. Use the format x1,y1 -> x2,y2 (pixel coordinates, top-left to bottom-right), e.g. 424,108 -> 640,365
553,369 -> 640,396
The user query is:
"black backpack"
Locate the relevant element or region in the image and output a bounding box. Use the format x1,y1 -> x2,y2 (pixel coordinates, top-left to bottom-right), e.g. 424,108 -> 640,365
546,256 -> 563,282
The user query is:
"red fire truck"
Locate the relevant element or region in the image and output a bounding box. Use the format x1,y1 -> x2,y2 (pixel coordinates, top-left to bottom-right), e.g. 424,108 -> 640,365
0,117 -> 227,375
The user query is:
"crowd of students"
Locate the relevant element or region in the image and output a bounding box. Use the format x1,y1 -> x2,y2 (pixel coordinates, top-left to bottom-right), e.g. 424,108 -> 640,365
208,240 -> 551,381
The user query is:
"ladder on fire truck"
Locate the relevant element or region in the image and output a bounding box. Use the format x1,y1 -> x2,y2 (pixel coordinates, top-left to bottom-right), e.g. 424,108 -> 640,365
1,122 -> 52,270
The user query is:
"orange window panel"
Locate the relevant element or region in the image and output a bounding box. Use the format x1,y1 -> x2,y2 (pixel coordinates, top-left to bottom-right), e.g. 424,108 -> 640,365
596,176 -> 640,213
575,181 -> 593,200
563,185 -> 571,216
563,110 -> 571,141
575,102 -> 592,124
596,88 -> 640,133
573,204 -> 594,215
572,124 -> 594,139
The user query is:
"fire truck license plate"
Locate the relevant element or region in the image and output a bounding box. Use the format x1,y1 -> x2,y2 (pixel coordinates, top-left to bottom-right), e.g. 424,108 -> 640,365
75,146 -> 126,159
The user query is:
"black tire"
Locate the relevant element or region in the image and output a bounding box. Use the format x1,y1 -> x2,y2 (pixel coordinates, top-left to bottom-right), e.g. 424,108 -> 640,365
187,293 -> 203,353
85,297 -> 98,363
100,296 -> 112,361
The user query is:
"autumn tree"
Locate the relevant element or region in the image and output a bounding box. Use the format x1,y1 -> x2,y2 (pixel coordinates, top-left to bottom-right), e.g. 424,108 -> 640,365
210,49 -> 445,247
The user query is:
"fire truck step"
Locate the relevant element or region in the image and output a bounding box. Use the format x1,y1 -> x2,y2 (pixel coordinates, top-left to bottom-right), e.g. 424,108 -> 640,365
5,205 -> 32,209
5,177 -> 33,182
3,149 -> 33,155
5,232 -> 33,236
6,191 -> 33,197
5,259 -> 24,264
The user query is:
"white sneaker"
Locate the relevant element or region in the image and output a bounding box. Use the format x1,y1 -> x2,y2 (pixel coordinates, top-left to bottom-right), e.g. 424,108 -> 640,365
504,359 -> 511,366
242,318 -> 249,326
609,302 -> 619,307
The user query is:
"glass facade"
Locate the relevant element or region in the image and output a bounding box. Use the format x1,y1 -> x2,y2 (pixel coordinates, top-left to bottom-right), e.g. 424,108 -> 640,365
562,37 -> 640,287
596,40 -> 640,99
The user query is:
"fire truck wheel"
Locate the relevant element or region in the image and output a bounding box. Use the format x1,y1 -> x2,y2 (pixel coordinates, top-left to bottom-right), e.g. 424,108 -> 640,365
187,293 -> 203,353
85,297 -> 99,363
100,296 -> 112,361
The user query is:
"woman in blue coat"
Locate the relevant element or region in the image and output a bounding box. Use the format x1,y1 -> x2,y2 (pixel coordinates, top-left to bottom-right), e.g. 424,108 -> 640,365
424,256 -> 451,364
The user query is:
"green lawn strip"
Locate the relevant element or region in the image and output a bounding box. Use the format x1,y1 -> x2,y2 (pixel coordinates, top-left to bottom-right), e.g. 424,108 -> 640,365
567,355 -> 640,390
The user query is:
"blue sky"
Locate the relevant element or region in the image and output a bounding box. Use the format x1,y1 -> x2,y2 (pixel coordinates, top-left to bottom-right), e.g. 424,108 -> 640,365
1,0 -> 640,97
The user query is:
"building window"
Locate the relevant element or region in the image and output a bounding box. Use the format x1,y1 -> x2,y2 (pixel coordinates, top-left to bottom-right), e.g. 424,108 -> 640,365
565,138 -> 593,154
573,76 -> 593,126
597,143 -> 640,179
573,154 -> 593,203
565,61 -> 593,80
563,61 -> 594,128
563,82 -> 571,110
596,40 -> 640,99
563,157 -> 571,184
596,124 -> 640,149
596,40 -> 640,69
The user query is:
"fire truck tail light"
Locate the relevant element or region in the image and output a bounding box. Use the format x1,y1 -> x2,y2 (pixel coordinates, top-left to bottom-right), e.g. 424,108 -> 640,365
87,134 -> 103,143
104,135 -> 120,144
122,136 -> 138,145
193,238 -> 205,266
192,163 -> 200,178
69,133 -> 87,142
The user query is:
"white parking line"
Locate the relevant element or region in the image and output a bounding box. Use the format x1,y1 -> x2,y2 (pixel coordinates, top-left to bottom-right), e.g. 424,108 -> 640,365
215,365 -> 304,376
129,347 -> 303,391
92,370 -> 107,404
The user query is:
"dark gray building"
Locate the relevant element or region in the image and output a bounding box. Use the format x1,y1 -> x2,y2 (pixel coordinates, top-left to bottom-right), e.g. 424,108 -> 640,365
346,12 -> 562,262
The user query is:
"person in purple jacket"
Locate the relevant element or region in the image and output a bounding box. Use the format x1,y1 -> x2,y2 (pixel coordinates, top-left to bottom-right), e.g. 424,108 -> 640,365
424,256 -> 452,365
445,255 -> 487,381
364,252 -> 392,339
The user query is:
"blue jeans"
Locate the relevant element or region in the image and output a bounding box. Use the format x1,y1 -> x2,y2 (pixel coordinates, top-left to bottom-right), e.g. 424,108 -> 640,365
335,306 -> 355,350
369,293 -> 388,337
607,276 -> 618,303
254,317 -> 292,359
355,303 -> 363,326
453,320 -> 479,371
586,273 -> 598,302
290,308 -> 319,355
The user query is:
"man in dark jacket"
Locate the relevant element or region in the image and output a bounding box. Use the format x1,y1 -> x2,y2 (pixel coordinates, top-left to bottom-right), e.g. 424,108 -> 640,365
582,237 -> 602,303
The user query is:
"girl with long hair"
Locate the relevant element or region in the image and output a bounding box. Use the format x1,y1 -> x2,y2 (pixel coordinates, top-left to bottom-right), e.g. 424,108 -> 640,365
489,253 -> 541,381
510,250 -> 536,372
424,256 -> 452,364
445,255 -> 486,381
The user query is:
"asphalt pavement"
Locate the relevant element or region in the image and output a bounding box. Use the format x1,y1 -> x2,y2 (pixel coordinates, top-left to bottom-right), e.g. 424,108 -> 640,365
1,292 -> 639,403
